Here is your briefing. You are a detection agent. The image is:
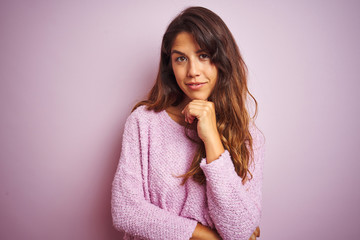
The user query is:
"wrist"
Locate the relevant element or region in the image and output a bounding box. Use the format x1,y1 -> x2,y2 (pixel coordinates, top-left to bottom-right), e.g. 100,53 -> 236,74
204,132 -> 225,164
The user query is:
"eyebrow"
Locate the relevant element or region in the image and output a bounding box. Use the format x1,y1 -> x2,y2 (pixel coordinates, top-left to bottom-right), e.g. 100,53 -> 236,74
171,49 -> 206,55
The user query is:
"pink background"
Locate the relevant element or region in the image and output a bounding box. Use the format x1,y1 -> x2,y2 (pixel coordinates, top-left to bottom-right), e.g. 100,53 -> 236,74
1,0 -> 359,239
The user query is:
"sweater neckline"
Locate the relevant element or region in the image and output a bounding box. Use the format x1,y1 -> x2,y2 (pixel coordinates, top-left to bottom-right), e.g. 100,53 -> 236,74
160,109 -> 186,130
160,109 -> 198,139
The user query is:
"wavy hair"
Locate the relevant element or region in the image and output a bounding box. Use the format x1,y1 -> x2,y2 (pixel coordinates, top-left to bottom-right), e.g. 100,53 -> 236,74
133,6 -> 257,184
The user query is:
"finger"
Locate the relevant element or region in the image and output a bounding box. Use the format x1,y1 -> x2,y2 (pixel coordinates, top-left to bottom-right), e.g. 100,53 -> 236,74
182,100 -> 215,125
249,233 -> 256,240
182,106 -> 200,123
190,100 -> 215,111
186,104 -> 212,120
186,100 -> 214,111
183,111 -> 196,124
182,99 -> 213,112
181,106 -> 190,123
187,114 -> 196,124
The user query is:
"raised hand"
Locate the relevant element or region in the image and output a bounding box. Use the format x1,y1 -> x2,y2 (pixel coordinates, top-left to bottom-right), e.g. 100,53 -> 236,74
181,100 -> 218,142
182,100 -> 225,163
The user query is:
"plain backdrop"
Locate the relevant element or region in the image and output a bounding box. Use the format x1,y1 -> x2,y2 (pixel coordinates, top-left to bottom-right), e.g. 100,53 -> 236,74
1,0 -> 359,239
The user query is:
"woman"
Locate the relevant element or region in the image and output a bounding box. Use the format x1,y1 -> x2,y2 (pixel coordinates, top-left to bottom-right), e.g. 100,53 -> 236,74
111,6 -> 264,240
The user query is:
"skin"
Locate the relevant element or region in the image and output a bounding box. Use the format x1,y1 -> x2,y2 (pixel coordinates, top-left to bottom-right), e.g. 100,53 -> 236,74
167,32 -> 259,240
169,32 -> 224,164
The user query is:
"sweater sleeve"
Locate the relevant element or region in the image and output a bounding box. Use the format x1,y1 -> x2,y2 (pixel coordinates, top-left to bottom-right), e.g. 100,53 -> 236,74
200,127 -> 265,240
111,112 -> 198,240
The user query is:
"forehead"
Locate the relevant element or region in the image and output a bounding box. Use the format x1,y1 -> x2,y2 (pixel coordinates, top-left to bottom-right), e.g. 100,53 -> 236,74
171,32 -> 201,51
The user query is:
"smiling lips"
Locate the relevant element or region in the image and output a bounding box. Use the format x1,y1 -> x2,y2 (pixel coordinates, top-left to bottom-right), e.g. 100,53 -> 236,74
186,82 -> 206,90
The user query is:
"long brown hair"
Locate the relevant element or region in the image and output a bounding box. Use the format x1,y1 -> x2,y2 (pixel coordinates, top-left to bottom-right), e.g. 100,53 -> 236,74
134,6 -> 257,184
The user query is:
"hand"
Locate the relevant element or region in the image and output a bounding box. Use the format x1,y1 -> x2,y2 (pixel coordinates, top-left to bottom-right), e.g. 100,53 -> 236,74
190,223 -> 221,240
182,100 -> 224,163
181,100 -> 218,143
249,226 -> 260,240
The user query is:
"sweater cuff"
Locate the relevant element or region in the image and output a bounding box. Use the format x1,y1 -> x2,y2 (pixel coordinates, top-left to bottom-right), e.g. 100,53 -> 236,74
199,150 -> 237,181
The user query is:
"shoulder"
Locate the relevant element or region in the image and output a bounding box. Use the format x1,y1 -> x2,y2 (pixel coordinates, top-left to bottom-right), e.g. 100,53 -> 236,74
130,105 -> 153,118
125,105 -> 163,129
127,105 -> 156,120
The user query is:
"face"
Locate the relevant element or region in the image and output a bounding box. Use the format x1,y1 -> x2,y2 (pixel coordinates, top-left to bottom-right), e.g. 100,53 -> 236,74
171,32 -> 218,102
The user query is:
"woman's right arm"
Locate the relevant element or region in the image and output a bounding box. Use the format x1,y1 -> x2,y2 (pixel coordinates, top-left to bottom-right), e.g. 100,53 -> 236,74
111,113 -> 197,240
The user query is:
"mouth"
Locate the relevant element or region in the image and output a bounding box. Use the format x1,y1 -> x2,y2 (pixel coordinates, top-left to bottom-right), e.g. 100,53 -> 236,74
185,82 -> 206,90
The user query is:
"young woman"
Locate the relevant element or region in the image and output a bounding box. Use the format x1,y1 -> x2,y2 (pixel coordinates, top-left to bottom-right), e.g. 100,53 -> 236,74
111,6 -> 264,240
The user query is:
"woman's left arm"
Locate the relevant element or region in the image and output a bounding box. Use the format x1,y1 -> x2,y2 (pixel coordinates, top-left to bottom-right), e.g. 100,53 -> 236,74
200,138 -> 264,240
183,100 -> 265,240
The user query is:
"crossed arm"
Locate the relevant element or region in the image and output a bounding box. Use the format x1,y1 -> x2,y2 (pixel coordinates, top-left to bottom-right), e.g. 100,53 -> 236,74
191,223 -> 260,240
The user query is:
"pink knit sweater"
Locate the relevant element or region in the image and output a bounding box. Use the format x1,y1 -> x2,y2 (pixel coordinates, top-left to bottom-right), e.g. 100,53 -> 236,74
111,105 -> 265,240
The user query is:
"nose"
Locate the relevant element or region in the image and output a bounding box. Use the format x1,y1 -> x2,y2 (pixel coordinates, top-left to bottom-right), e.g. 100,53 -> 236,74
187,59 -> 200,78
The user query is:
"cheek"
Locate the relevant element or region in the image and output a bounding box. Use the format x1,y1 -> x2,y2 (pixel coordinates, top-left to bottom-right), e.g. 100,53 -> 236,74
207,65 -> 218,82
171,67 -> 182,89
172,65 -> 186,82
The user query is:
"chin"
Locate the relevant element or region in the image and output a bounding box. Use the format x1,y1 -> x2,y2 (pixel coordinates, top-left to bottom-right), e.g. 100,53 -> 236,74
189,96 -> 207,101
187,93 -> 209,101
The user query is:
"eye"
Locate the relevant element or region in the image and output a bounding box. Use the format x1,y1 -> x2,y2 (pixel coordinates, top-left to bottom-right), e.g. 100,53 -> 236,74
199,53 -> 210,60
175,56 -> 187,62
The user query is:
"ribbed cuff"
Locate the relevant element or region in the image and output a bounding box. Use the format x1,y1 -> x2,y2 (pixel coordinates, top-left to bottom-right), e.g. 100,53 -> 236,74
199,150 -> 237,181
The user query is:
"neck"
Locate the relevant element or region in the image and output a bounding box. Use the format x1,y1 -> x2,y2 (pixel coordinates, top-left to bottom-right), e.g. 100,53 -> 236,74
166,98 -> 191,125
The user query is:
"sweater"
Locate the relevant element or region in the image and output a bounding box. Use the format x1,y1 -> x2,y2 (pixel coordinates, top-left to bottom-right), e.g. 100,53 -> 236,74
111,105 -> 265,240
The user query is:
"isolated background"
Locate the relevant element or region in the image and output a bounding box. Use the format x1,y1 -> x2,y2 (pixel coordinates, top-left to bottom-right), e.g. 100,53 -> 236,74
1,0 -> 359,239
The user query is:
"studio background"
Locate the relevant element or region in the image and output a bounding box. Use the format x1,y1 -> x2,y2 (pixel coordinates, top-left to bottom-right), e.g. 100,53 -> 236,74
1,0 -> 359,239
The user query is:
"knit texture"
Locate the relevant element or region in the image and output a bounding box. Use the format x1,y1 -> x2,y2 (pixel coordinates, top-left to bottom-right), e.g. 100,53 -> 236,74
111,105 -> 265,240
